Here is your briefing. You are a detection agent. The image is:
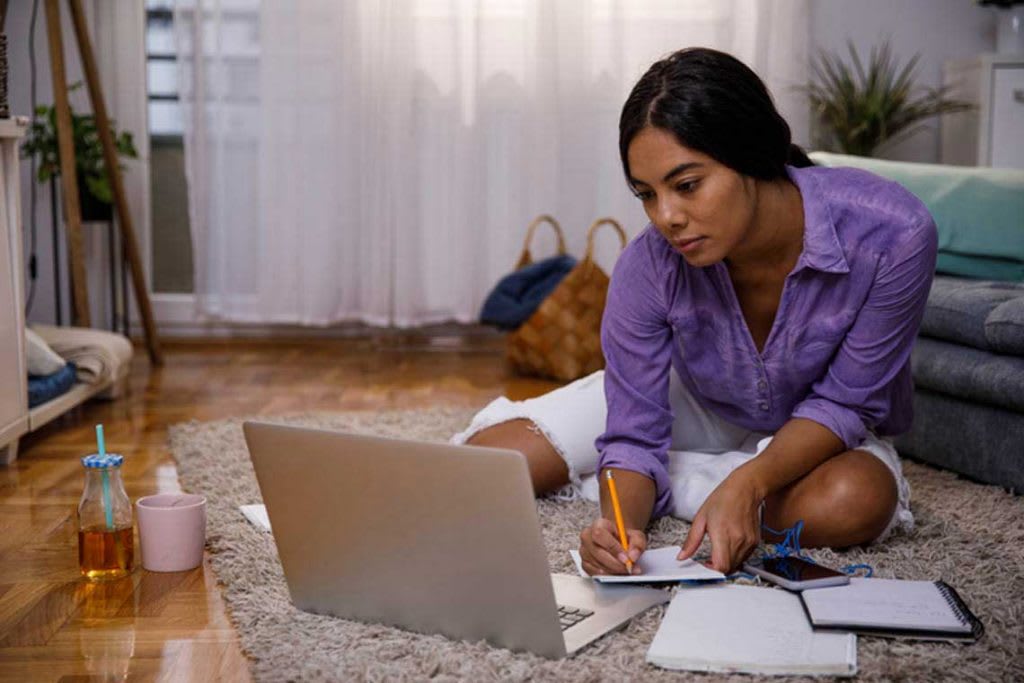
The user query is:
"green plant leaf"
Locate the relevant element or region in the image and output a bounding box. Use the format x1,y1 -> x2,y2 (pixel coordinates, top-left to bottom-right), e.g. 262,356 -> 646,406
20,83 -> 140,186
84,174 -> 113,204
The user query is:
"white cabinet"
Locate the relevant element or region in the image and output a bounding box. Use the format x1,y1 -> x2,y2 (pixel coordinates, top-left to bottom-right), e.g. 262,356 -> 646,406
991,65 -> 1024,169
0,118 -> 130,465
942,55 -> 1024,170
0,119 -> 29,464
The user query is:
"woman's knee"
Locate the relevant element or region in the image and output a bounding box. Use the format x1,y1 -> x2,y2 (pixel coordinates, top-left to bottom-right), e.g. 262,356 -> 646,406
466,419 -> 569,494
832,451 -> 896,513
813,451 -> 897,544
765,450 -> 897,547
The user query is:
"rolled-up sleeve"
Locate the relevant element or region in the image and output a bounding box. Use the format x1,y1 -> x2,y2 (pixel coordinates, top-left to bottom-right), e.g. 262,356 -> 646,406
595,235 -> 676,518
792,216 -> 938,447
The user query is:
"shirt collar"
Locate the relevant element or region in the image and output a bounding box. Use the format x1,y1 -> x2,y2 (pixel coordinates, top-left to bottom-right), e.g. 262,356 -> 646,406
788,166 -> 850,275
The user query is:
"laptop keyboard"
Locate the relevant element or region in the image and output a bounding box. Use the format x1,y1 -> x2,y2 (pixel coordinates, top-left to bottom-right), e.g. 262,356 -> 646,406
557,605 -> 594,631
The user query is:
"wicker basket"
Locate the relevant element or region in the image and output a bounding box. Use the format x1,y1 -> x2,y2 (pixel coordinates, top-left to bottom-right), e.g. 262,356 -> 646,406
512,213 -> 567,269
507,217 -> 627,382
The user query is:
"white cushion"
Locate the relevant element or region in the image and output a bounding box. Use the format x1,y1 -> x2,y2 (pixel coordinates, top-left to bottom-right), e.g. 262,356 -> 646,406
25,327 -> 66,376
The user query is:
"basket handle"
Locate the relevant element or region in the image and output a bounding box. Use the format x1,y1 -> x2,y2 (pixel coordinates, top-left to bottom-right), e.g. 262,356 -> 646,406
582,217 -> 627,263
515,215 -> 567,269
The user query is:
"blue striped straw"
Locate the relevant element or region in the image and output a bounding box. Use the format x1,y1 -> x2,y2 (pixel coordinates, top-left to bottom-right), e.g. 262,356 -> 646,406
96,424 -> 114,530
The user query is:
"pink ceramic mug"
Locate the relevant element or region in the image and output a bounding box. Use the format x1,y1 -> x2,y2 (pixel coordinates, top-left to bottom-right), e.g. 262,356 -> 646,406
136,493 -> 207,572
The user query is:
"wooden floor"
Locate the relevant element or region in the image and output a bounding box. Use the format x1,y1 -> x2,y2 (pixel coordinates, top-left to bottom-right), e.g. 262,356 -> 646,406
0,331 -> 559,682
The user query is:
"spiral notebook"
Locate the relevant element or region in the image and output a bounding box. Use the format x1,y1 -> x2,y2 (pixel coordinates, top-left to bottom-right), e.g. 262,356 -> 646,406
800,578 -> 984,642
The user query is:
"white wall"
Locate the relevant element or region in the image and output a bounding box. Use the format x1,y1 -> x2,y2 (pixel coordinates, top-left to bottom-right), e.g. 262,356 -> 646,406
9,0 -> 88,328
6,0 -> 148,329
809,0 -> 997,162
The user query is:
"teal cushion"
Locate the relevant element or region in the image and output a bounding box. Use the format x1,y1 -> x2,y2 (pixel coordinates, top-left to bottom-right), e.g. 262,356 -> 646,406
935,253 -> 1024,282
809,152 -> 1024,282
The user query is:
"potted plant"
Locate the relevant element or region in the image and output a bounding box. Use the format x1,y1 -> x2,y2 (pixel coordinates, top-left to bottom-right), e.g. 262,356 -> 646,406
21,82 -> 138,221
979,0 -> 1024,54
803,41 -> 973,157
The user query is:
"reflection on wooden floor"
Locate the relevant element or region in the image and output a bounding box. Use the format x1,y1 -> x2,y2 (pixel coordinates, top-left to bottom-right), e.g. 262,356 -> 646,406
0,331 -> 560,681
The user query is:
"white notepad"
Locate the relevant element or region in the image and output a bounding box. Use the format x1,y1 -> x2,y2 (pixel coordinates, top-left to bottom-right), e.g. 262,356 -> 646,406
240,503 -> 272,532
569,546 -> 725,582
800,578 -> 982,641
647,584 -> 857,677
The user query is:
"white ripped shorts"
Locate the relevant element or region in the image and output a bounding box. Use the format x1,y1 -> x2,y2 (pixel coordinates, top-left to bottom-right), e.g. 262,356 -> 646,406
451,370 -> 914,543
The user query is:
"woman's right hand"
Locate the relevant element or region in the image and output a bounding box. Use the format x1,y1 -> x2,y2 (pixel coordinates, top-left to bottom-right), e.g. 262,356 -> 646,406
578,517 -> 646,575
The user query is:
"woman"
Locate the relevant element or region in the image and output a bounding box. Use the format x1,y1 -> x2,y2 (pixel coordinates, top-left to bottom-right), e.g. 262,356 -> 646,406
453,48 -> 936,575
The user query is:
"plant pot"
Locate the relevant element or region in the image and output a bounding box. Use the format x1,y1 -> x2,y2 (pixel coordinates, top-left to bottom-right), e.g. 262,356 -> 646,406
76,179 -> 113,222
996,6 -> 1024,55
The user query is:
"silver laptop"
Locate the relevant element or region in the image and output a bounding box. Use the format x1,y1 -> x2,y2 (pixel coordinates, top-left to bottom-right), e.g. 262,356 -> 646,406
243,421 -> 668,658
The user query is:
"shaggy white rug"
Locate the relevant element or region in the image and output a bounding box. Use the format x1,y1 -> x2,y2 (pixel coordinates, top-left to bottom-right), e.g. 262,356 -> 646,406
169,407 -> 1024,682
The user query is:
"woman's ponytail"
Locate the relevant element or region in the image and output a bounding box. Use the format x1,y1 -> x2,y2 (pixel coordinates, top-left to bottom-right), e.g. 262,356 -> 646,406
787,144 -> 815,168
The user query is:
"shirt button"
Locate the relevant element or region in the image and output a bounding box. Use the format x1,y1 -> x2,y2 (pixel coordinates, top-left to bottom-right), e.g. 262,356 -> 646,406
758,401 -> 770,411
756,380 -> 767,392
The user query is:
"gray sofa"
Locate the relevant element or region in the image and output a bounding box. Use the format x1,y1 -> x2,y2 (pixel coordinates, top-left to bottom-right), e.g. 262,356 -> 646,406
895,275 -> 1024,493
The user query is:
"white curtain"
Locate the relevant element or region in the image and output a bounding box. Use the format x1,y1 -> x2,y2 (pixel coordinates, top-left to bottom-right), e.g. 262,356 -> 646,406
176,0 -> 809,326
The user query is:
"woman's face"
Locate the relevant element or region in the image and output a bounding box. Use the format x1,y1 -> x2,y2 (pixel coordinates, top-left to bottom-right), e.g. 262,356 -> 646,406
626,126 -> 757,267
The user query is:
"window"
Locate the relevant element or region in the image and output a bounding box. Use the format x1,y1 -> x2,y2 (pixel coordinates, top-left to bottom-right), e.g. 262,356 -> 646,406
146,0 -> 192,293
146,1 -> 182,137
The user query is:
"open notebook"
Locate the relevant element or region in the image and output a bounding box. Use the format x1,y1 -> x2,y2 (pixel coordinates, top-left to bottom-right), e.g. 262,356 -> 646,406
647,584 -> 857,676
800,578 -> 984,642
569,546 -> 725,582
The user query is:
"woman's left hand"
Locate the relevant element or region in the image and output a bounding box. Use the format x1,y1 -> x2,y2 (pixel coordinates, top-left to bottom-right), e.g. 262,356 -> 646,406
677,469 -> 764,573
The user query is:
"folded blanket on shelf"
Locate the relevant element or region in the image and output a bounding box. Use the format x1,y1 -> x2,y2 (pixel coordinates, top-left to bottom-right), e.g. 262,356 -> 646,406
30,325 -> 133,386
28,362 -> 78,408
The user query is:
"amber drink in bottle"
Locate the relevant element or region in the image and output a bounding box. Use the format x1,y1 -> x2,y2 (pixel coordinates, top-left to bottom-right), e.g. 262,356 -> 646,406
78,451 -> 134,581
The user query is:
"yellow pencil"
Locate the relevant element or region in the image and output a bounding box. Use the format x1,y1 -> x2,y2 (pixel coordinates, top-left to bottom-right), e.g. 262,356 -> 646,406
604,469 -> 634,573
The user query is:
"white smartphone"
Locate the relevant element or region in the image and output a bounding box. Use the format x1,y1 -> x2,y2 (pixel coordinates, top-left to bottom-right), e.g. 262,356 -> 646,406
743,556 -> 850,591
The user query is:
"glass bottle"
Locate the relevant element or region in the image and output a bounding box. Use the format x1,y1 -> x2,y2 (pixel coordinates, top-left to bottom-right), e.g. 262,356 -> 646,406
78,454 -> 134,581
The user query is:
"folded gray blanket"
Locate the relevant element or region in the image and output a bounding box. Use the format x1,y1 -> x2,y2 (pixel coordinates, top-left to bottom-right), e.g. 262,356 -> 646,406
921,276 -> 1024,355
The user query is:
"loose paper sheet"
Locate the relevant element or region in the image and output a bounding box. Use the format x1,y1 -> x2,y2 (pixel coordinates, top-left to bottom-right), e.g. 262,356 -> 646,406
240,504 -> 271,532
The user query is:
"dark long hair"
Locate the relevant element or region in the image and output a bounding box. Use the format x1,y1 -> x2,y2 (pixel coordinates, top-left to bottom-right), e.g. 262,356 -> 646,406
619,47 -> 812,184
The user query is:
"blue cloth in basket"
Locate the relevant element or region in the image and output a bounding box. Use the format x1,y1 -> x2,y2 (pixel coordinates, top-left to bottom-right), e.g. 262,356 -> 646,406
479,255 -> 577,330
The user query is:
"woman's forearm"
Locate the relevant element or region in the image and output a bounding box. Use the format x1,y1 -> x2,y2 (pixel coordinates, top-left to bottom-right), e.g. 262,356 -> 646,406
599,468 -> 656,530
736,417 -> 846,500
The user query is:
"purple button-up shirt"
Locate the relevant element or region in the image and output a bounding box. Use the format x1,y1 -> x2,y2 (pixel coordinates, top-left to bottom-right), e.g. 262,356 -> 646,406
596,165 -> 938,518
